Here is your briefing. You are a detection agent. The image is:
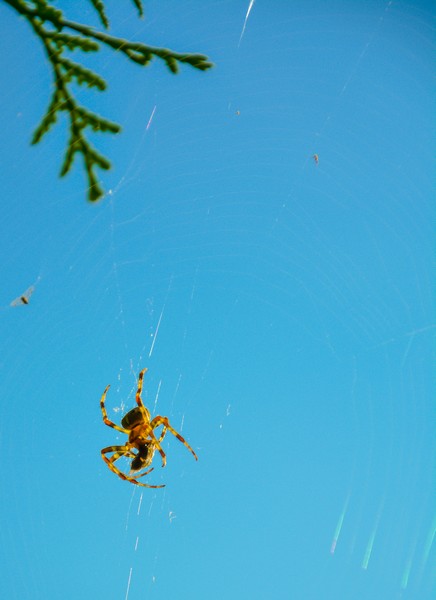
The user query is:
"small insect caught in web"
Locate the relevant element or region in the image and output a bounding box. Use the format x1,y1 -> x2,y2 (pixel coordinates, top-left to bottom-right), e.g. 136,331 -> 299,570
10,284 -> 36,306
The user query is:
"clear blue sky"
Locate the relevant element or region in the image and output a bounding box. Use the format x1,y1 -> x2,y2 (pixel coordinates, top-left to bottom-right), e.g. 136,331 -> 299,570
0,1 -> 434,599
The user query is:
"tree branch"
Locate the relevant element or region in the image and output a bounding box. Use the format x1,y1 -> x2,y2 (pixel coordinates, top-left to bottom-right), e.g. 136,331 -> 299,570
3,0 -> 213,201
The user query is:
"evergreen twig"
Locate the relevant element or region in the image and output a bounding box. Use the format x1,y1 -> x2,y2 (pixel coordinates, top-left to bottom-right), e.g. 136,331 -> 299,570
3,0 -> 213,201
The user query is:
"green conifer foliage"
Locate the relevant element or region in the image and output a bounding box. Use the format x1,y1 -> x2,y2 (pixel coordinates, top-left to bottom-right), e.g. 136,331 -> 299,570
4,0 -> 213,201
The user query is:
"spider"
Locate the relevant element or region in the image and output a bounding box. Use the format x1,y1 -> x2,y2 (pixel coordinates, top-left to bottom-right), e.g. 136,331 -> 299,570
100,368 -> 198,488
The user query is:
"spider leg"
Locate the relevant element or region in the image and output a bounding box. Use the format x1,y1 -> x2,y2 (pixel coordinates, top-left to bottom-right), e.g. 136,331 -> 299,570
142,423 -> 168,467
136,369 -> 149,410
101,445 -> 163,488
100,385 -> 129,434
109,447 -> 155,479
155,425 -> 167,443
126,474 -> 164,488
132,466 -> 155,479
150,416 -> 198,461
108,449 -> 136,463
101,445 -> 132,480
135,368 -> 154,424
132,369 -> 168,466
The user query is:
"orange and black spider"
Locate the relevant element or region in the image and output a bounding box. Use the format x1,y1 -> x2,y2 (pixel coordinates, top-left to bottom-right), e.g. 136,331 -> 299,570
100,368 -> 198,488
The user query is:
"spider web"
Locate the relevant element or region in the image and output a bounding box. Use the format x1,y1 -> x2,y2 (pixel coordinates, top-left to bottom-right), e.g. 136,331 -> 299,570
0,1 -> 434,599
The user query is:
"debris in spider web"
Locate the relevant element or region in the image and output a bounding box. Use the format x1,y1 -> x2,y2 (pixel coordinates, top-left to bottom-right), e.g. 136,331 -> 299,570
149,307 -> 164,357
169,510 -> 177,523
417,518 -> 436,584
146,105 -> 157,131
125,567 -> 133,600
330,491 -> 350,554
137,492 -> 143,515
153,380 -> 162,414
238,0 -> 256,47
362,496 -> 385,570
10,286 -> 35,306
112,401 -> 126,413
125,486 -> 137,531
219,404 -> 232,429
10,275 -> 41,307
147,496 -> 156,517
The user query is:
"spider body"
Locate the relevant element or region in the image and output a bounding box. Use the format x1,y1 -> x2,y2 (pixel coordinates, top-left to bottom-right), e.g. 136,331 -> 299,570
100,368 -> 197,488
121,406 -> 148,429
130,444 -> 152,472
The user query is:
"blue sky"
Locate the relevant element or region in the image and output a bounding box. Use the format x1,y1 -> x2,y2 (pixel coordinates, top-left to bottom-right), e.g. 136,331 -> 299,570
0,1 -> 434,598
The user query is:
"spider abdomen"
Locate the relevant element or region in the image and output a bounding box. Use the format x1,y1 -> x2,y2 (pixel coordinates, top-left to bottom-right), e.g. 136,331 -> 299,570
131,445 -> 151,471
121,407 -> 145,429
